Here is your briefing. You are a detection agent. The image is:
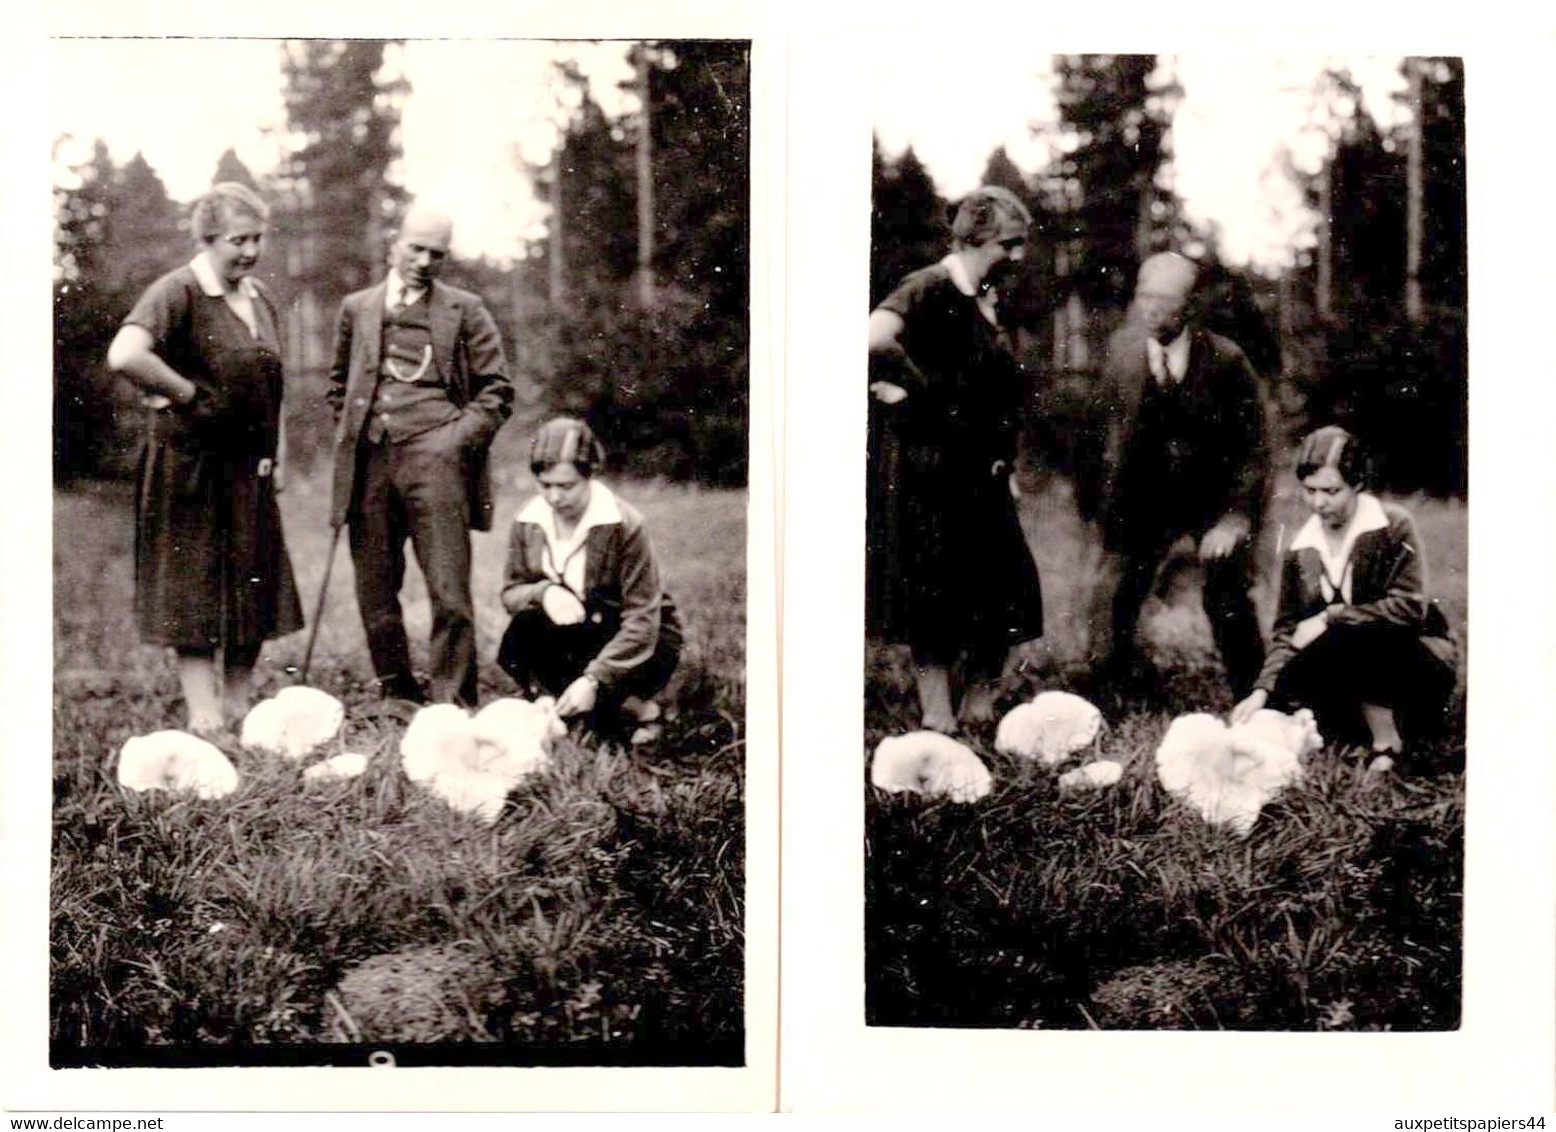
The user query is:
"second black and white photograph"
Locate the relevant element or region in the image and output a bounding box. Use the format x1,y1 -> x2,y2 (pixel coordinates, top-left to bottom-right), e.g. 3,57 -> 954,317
863,52 -> 1467,1032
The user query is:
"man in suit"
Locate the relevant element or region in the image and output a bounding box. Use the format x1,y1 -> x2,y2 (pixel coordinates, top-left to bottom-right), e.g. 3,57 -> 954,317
1087,251 -> 1270,698
328,203 -> 514,706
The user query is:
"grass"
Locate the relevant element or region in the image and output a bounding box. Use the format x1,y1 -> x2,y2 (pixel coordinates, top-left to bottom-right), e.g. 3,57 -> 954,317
864,476 -> 1466,1031
50,458 -> 747,1066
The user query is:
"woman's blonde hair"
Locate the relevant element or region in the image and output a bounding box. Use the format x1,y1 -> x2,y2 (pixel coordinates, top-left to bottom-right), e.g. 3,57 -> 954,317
191,182 -> 270,243
950,185 -> 1033,249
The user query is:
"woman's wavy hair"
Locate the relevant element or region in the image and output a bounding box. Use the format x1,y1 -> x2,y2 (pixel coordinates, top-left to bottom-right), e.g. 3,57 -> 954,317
530,417 -> 607,479
949,185 -> 1033,249
1295,425 -> 1371,489
191,182 -> 270,243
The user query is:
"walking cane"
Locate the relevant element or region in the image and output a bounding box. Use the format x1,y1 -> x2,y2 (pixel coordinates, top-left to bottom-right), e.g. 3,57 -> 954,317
298,522 -> 345,686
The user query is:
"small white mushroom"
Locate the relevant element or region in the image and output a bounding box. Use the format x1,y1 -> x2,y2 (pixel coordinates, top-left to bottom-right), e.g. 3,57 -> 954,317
240,686 -> 345,760
117,731 -> 239,800
871,731 -> 993,804
1059,760 -> 1124,792
302,752 -> 369,782
994,690 -> 1103,766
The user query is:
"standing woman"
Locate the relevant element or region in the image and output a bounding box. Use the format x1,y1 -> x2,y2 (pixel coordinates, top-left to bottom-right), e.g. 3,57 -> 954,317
867,185 -> 1044,733
106,182 -> 304,735
1231,426 -> 1457,769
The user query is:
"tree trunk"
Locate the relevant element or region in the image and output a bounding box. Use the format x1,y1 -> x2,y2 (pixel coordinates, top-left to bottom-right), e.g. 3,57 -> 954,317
1135,170 -> 1154,261
549,143 -> 566,308
1317,155 -> 1333,321
1405,57 -> 1425,322
636,46 -> 655,310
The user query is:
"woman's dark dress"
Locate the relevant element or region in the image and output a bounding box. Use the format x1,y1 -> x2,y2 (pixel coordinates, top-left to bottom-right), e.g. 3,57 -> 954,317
866,263 -> 1043,664
125,265 -> 304,650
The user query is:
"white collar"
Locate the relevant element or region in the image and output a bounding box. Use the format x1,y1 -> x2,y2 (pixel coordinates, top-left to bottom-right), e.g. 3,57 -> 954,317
1147,328 -> 1191,382
387,269 -> 428,307
941,253 -> 1004,326
941,253 -> 979,297
190,253 -> 258,299
1289,491 -> 1389,580
516,479 -> 622,536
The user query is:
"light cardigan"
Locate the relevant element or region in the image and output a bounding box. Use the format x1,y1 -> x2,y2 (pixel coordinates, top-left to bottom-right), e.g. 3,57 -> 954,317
500,481 -> 679,688
1255,493 -> 1455,692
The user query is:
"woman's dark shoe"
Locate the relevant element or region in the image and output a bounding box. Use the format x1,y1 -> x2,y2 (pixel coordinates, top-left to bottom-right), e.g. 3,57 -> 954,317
629,720 -> 665,748
624,697 -> 665,749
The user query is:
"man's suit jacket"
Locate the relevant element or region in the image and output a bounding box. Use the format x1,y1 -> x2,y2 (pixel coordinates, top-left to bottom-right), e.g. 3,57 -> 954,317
1096,321 -> 1270,549
328,279 -> 513,531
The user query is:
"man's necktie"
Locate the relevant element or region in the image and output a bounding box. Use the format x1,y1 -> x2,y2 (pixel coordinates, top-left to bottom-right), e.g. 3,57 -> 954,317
1148,340 -> 1168,385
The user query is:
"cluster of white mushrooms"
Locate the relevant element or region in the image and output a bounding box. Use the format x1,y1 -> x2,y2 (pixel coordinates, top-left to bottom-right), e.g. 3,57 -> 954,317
115,686 -> 567,825
870,692 -> 1323,836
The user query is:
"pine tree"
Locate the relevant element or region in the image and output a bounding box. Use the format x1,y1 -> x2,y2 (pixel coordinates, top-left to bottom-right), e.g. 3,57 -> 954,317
53,138 -> 119,481
211,148 -> 261,192
870,140 -> 947,307
978,146 -> 1029,198
274,40 -> 409,309
53,143 -> 184,480
645,40 -> 751,320
523,41 -> 752,484
1415,57 -> 1466,314
1049,54 -> 1174,311
98,152 -> 184,297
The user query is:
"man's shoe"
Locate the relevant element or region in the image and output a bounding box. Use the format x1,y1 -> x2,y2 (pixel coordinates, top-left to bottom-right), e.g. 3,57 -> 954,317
377,675 -> 428,704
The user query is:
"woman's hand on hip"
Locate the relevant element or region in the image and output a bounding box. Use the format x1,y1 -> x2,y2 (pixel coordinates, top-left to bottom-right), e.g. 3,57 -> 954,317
869,380 -> 908,405
542,584 -> 587,626
555,674 -> 598,717
1197,518 -> 1247,562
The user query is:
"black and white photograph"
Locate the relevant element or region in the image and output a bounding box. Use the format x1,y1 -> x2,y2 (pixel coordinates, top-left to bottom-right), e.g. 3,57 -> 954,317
39,33 -> 765,1083
862,54 -> 1468,1030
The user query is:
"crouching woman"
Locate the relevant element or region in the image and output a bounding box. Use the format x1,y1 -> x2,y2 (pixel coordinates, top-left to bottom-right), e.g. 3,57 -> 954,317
1231,426 -> 1457,768
498,418 -> 683,745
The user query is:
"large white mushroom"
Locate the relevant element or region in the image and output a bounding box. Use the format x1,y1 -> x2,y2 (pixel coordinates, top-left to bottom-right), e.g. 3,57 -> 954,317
398,699 -> 563,824
399,704 -> 479,785
471,696 -> 565,779
994,690 -> 1103,766
871,731 -> 993,804
117,731 -> 239,800
1155,708 -> 1321,835
240,686 -> 345,761
428,768 -> 515,826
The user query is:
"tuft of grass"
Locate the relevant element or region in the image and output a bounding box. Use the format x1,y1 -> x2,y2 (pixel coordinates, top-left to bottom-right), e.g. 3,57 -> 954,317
865,482 -> 1465,1031
51,468 -> 746,1065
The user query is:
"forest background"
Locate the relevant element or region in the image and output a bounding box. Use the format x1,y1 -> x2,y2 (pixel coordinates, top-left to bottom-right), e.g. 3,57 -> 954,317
871,55 -> 1466,504
53,40 -> 751,489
